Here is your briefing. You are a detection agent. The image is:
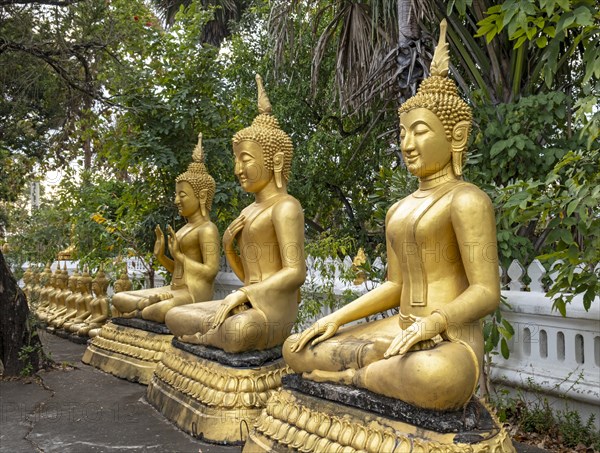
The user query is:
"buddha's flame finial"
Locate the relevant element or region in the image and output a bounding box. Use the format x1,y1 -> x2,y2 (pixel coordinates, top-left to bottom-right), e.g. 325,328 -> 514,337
192,132 -> 204,163
430,19 -> 449,77
256,74 -> 272,115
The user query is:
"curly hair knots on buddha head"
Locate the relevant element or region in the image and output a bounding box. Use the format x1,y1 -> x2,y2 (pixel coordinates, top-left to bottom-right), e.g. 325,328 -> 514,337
232,74 -> 294,181
175,132 -> 216,212
398,20 -> 472,143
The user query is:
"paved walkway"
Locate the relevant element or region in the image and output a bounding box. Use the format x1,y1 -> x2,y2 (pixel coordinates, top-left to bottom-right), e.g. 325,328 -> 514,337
1,330 -> 237,452
1,330 -> 545,452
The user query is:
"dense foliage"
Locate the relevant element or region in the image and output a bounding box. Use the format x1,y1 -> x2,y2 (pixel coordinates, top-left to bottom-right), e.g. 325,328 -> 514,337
1,0 -> 598,319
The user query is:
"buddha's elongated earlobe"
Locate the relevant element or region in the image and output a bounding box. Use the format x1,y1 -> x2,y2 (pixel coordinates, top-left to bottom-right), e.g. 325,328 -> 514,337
451,120 -> 470,176
273,151 -> 284,188
199,189 -> 208,217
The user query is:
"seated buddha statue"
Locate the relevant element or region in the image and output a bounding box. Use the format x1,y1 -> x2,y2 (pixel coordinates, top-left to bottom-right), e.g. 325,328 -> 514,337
22,266 -> 33,301
109,268 -> 131,317
47,265 -> 70,326
62,267 -> 92,330
64,267 -> 93,331
283,21 -> 500,411
75,266 -> 110,337
165,75 -> 306,353
111,133 -> 220,323
56,268 -> 84,329
35,263 -> 53,320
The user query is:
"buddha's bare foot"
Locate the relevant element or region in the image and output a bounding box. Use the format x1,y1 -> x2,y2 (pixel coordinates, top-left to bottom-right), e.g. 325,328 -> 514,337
120,310 -> 139,319
303,369 -> 356,385
179,333 -> 205,344
137,298 -> 151,310
148,292 -> 173,305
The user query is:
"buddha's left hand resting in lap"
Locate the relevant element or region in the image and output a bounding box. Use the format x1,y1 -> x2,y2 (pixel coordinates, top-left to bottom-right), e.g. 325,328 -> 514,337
283,20 -> 500,411
111,134 -> 220,323
165,75 -> 306,353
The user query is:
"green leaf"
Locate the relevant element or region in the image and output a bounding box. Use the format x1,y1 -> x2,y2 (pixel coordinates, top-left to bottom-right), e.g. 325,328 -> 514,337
566,199 -> 579,216
502,319 -> 515,338
536,36 -> 548,48
501,338 -> 510,359
514,35 -> 528,48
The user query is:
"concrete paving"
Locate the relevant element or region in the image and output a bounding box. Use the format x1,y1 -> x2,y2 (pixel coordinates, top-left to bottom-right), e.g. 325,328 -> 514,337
1,329 -> 546,452
1,330 -> 238,452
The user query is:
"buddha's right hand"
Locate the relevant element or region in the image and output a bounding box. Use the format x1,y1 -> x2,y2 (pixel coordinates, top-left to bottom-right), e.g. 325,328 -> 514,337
153,225 -> 165,258
223,215 -> 246,246
288,317 -> 339,353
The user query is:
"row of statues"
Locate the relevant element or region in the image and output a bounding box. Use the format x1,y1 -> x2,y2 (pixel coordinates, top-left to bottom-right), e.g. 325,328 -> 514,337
26,263 -> 131,338
103,21 -> 499,413
48,21 -> 510,450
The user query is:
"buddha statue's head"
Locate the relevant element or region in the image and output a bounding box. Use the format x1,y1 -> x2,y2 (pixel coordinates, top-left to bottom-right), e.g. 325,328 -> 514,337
40,262 -> 52,286
398,20 -> 472,178
68,269 -> 80,292
113,267 -> 131,293
32,266 -> 41,284
232,74 -> 294,192
23,266 -> 32,285
175,133 -> 216,218
57,263 -> 69,289
92,265 -> 109,297
79,266 -> 92,294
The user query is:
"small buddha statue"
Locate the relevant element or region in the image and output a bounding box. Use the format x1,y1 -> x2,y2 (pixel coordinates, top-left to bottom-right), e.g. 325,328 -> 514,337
63,267 -> 93,331
47,265 -> 70,326
110,268 -> 131,317
22,266 -> 33,301
56,267 -> 82,329
64,267 -> 92,331
35,263 -> 53,319
76,266 -> 110,337
165,74 -> 306,353
283,21 -> 500,411
30,266 -> 42,307
111,133 -> 220,323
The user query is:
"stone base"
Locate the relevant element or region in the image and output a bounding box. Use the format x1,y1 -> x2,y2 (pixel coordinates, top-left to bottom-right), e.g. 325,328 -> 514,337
146,342 -> 290,444
44,326 -> 90,345
244,375 -> 515,453
81,319 -> 172,384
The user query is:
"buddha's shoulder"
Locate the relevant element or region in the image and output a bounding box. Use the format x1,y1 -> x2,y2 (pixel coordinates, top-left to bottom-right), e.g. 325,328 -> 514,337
272,194 -> 303,214
386,195 -> 411,220
194,220 -> 219,236
451,182 -> 493,210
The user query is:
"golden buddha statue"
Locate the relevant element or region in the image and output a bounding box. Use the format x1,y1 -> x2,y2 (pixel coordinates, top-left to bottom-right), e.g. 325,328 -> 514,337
76,266 -> 110,337
35,263 -> 53,319
110,267 -> 131,317
30,266 -> 42,307
47,264 -> 70,327
64,267 -> 93,332
56,267 -> 83,329
165,75 -> 306,353
111,133 -> 220,324
22,266 -> 33,301
283,20 -> 500,412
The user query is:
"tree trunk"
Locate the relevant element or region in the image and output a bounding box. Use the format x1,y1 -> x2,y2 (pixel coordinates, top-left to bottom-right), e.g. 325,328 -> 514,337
0,251 -> 45,376
396,0 -> 427,102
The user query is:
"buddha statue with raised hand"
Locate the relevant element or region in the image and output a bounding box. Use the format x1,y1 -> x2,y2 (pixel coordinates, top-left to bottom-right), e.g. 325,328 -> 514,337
111,134 -> 220,323
166,74 -> 306,353
284,20 -> 500,411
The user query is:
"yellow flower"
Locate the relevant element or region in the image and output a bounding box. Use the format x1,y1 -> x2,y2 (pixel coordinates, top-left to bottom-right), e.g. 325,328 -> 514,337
91,213 -> 107,224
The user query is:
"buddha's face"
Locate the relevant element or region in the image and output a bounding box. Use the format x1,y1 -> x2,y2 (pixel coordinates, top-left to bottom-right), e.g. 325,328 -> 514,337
233,140 -> 272,193
399,108 -> 451,179
174,181 -> 200,218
